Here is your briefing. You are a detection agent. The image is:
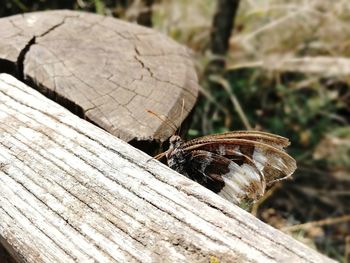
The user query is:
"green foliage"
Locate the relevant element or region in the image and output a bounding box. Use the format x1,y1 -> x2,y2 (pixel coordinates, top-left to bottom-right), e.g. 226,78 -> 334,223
93,0 -> 106,14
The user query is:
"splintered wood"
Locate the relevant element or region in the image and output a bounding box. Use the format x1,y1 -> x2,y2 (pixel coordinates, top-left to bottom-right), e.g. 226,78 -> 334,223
0,73 -> 335,262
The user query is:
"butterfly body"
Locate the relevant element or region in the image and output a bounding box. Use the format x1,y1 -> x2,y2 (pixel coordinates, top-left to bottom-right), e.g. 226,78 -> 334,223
158,131 -> 297,205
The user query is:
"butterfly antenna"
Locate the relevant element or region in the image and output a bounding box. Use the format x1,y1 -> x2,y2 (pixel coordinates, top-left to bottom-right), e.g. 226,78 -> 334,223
146,150 -> 168,162
146,110 -> 177,133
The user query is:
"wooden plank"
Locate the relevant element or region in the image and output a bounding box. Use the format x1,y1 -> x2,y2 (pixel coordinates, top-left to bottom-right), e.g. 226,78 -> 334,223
0,10 -> 198,142
0,73 -> 335,262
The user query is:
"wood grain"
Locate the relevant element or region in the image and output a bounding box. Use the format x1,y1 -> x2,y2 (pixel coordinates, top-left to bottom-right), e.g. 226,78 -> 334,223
0,10 -> 198,142
0,74 -> 335,262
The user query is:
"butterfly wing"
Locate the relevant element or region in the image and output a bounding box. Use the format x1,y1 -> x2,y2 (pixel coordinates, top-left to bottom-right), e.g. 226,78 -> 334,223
182,132 -> 296,185
183,130 -> 290,149
184,150 -> 265,204
158,131 -> 296,204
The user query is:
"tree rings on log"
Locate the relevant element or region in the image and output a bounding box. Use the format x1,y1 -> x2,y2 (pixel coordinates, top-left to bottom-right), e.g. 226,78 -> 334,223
0,10 -> 199,142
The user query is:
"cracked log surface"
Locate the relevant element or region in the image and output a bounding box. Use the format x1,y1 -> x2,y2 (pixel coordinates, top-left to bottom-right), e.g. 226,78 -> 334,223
0,73 -> 335,262
0,10 -> 198,142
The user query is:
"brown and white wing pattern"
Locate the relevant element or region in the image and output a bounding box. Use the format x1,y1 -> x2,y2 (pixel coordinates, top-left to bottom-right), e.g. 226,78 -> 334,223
184,150 -> 265,204
163,131 -> 297,204
183,134 -> 296,186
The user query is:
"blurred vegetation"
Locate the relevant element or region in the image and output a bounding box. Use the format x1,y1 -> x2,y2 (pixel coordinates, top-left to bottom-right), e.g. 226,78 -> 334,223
1,0 -> 349,261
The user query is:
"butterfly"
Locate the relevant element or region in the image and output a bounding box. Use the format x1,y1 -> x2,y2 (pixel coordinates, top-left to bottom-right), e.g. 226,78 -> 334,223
155,130 -> 297,205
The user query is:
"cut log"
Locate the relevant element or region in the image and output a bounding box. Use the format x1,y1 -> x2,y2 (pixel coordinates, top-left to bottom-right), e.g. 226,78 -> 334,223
0,74 -> 335,262
0,10 -> 198,142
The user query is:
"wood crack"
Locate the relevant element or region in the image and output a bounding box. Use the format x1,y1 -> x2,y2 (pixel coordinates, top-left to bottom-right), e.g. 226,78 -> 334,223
16,36 -> 36,80
16,18 -> 67,81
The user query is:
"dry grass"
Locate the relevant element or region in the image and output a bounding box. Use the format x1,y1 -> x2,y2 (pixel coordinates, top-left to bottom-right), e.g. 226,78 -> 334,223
152,1 -> 350,262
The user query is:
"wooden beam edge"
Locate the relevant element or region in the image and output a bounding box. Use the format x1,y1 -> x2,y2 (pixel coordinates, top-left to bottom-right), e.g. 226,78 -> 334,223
0,73 -> 335,263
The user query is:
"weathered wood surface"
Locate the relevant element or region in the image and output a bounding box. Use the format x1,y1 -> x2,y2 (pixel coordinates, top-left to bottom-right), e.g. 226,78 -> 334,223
0,73 -> 335,262
0,10 -> 198,142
